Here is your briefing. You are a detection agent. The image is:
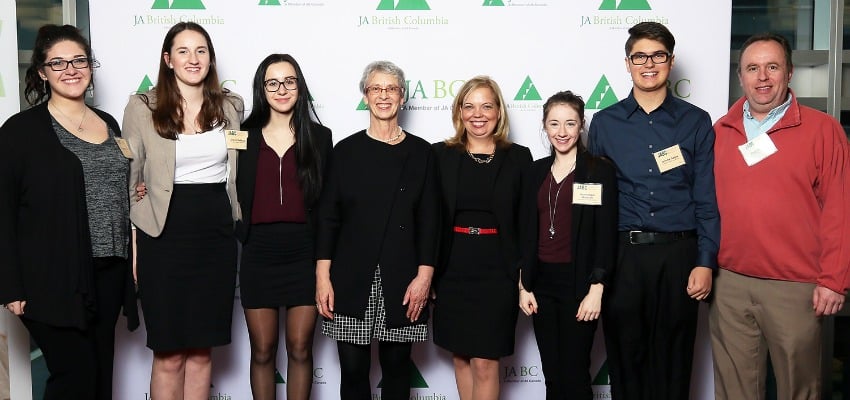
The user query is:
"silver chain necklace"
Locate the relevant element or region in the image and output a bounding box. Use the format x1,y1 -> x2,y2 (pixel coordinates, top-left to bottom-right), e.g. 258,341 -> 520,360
547,160 -> 576,239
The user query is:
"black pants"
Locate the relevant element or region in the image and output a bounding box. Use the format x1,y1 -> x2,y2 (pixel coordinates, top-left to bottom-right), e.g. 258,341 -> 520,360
23,319 -> 96,400
91,257 -> 128,400
602,237 -> 699,400
24,256 -> 126,400
337,340 -> 412,400
532,262 -> 598,400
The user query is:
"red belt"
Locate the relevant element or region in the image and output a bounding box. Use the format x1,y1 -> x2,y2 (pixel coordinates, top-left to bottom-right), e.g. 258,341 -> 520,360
453,226 -> 498,235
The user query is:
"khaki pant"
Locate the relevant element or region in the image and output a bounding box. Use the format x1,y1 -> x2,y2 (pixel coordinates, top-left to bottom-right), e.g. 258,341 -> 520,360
709,269 -> 821,400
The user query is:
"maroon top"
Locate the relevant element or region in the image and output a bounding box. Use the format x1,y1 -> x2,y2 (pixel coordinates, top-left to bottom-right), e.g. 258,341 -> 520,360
537,171 -> 573,263
251,138 -> 307,224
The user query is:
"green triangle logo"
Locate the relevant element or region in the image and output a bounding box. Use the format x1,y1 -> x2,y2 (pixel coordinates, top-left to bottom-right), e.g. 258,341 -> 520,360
377,0 -> 430,10
357,99 -> 369,111
275,369 -> 286,384
482,0 -> 505,5
586,75 -> 618,110
377,361 -> 428,388
0,73 -> 5,98
592,361 -> 611,385
136,75 -> 155,94
599,0 -> 651,10
259,0 -> 281,4
152,0 -> 205,10
513,76 -> 542,101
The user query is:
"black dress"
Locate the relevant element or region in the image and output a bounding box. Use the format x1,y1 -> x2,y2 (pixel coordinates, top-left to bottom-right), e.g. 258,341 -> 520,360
433,154 -> 518,358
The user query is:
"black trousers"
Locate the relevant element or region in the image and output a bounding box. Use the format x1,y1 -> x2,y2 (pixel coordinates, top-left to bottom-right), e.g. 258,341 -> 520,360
24,256 -> 126,400
602,237 -> 699,400
532,262 -> 598,400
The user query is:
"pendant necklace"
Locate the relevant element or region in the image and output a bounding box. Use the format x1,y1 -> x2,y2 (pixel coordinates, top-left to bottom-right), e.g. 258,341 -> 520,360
50,102 -> 88,132
548,159 -> 576,239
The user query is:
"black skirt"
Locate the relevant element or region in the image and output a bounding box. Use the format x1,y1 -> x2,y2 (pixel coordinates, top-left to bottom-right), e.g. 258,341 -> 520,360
239,222 -> 314,309
136,183 -> 237,352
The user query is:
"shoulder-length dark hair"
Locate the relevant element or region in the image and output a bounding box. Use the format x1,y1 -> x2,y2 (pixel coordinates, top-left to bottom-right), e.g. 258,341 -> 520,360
24,24 -> 94,106
242,54 -> 325,205
143,22 -> 230,140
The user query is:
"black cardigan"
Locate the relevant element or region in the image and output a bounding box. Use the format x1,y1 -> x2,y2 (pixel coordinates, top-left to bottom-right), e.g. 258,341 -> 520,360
315,131 -> 440,329
235,122 -> 333,243
432,141 -> 533,283
519,152 -> 619,298
0,103 -> 138,330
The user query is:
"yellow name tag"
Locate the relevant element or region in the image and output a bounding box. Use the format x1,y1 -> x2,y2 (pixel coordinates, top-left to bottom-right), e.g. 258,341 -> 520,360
225,130 -> 248,150
573,183 -> 603,205
114,138 -> 134,159
653,144 -> 686,173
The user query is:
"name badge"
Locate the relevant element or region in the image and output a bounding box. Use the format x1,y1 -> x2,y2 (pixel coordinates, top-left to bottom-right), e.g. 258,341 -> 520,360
738,133 -> 777,166
114,137 -> 134,159
573,183 -> 603,205
653,144 -> 686,173
225,130 -> 248,150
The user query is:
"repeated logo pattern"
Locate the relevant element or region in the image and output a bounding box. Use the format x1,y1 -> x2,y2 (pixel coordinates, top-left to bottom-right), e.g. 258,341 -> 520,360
599,0 -> 651,10
587,75 -> 618,110
376,0 -> 430,10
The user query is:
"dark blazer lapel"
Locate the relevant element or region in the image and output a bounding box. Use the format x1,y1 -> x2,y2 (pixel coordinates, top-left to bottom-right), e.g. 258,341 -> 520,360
241,128 -> 262,220
571,152 -> 589,242
489,145 -> 511,223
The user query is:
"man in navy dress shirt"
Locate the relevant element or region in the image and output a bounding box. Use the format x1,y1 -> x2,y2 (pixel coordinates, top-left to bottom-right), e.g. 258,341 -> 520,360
588,22 -> 720,400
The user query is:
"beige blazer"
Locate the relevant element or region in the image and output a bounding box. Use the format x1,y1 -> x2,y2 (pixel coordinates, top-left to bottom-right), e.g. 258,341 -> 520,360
122,90 -> 244,237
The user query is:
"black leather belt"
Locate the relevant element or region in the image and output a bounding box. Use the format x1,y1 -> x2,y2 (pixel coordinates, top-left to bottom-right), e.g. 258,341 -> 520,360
619,230 -> 697,245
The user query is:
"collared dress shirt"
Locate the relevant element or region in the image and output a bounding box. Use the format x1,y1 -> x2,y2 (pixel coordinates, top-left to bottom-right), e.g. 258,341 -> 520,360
588,90 -> 720,268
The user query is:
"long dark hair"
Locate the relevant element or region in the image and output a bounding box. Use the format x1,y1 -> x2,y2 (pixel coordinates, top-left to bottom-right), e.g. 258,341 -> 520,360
24,24 -> 94,106
143,22 -> 232,140
242,54 -> 324,205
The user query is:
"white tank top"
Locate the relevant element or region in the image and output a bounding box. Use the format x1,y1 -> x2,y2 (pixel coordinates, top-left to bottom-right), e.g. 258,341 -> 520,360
174,127 -> 227,184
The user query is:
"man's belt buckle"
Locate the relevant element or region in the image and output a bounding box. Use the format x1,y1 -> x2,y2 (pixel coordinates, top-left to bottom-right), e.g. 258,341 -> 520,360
469,227 -> 480,235
629,230 -> 643,245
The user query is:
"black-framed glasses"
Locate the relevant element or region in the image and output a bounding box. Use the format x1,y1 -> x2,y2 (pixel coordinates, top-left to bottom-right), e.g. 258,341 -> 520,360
365,85 -> 402,97
264,77 -> 298,92
628,52 -> 671,65
43,57 -> 96,71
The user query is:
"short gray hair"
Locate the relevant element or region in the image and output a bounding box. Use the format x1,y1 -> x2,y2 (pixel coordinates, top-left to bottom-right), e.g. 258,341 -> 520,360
359,60 -> 406,95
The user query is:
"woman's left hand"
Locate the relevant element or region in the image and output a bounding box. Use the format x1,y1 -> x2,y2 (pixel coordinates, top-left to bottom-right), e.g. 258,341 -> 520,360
576,283 -> 604,321
403,265 -> 433,322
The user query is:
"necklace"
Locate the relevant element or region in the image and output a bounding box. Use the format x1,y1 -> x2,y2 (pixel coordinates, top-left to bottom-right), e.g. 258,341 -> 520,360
50,102 -> 88,132
466,149 -> 495,164
366,126 -> 403,143
547,159 -> 577,239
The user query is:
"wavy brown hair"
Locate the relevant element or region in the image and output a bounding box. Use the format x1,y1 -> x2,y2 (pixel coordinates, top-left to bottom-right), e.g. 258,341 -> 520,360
24,24 -> 94,106
141,22 -> 233,140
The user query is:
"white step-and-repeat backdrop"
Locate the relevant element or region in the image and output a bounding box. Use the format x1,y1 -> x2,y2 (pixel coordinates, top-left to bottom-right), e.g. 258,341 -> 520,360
88,1 -> 729,398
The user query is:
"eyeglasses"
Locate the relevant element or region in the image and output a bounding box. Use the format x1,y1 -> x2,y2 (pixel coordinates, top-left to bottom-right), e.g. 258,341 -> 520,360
43,57 -> 95,71
264,77 -> 298,92
365,85 -> 402,97
628,52 -> 671,65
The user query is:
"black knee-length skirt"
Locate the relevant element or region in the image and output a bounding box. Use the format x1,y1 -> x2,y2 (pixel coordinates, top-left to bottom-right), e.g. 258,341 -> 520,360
136,183 -> 237,352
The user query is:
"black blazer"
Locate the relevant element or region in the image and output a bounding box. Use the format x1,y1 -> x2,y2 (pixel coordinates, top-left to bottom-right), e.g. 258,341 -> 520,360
519,152 -> 619,298
432,141 -> 532,283
0,103 -> 138,330
235,122 -> 333,243
315,131 -> 440,329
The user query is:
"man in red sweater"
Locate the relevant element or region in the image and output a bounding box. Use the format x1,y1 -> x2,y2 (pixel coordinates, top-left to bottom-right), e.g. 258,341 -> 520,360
711,32 -> 850,399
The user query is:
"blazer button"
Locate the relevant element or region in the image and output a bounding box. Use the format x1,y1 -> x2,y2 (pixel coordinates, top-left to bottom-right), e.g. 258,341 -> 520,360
399,187 -> 406,192
399,225 -> 406,230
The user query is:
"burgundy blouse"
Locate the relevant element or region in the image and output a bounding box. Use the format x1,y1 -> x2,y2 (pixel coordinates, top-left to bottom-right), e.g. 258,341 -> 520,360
251,138 -> 307,224
537,171 -> 574,263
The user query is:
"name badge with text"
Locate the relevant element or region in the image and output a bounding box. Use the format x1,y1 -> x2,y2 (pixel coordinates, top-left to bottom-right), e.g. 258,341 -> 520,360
114,137 -> 134,159
653,144 -> 686,173
225,130 -> 248,150
738,133 -> 777,166
573,183 -> 603,205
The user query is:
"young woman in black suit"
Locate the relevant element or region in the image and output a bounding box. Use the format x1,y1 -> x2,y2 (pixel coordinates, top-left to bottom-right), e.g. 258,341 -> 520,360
518,91 -> 619,400
236,53 -> 332,400
432,76 -> 532,400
